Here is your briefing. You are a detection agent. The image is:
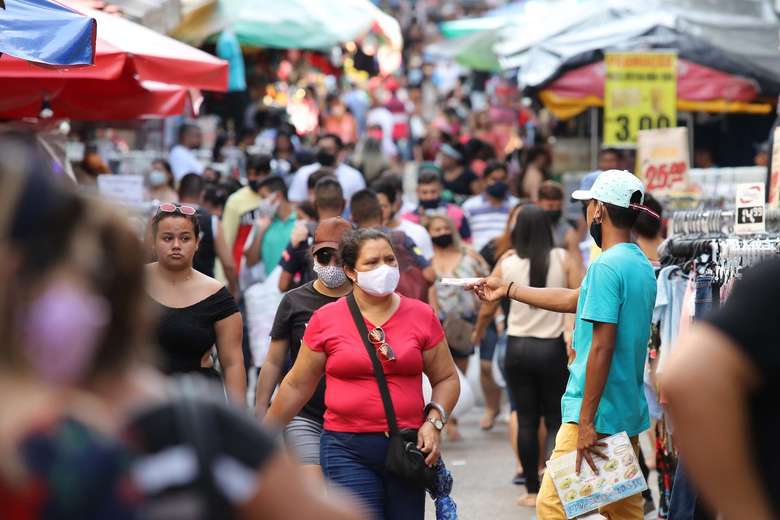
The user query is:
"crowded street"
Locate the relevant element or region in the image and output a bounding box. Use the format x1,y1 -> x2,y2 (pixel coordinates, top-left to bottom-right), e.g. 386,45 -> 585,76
2,0 -> 780,519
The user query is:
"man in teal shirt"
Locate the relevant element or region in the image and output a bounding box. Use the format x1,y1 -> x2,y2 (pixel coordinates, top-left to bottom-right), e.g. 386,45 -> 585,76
471,170 -> 658,519
245,176 -> 297,276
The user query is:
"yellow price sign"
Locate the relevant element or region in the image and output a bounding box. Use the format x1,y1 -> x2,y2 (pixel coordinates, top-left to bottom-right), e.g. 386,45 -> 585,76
604,52 -> 677,148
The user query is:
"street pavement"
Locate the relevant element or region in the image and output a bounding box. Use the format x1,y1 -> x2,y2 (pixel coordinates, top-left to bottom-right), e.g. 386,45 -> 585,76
426,406 -> 659,520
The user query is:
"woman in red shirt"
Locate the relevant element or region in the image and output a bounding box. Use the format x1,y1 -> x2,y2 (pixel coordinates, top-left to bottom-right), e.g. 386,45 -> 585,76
265,228 -> 460,519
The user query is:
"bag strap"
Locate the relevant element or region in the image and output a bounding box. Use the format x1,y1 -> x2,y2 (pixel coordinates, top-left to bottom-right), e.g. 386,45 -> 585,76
346,293 -> 400,435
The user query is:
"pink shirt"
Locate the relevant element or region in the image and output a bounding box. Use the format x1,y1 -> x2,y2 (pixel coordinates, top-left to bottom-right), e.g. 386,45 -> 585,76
303,296 -> 445,433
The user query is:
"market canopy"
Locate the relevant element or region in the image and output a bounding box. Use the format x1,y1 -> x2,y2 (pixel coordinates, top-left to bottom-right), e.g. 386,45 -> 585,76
512,0 -> 780,91
0,0 -> 96,66
0,0 -> 227,120
172,0 -> 402,52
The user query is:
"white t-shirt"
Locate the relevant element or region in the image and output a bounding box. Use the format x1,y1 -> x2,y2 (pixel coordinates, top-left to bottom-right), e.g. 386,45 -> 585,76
288,162 -> 366,203
390,218 -> 434,260
169,145 -> 204,182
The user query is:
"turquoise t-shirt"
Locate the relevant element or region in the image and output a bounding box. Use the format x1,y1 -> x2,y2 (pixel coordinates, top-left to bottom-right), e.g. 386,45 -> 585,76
261,212 -> 297,276
561,242 -> 656,436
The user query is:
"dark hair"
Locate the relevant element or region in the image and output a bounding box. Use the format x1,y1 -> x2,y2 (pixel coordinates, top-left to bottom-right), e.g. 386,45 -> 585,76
483,160 -> 507,179
247,154 -> 272,175
297,201 -> 318,221
204,185 -> 228,211
371,174 -> 403,205
178,173 -> 205,200
516,146 -> 551,197
511,205 -> 553,288
604,191 -> 643,230
256,176 -> 288,200
633,193 -> 663,238
314,177 -> 345,212
494,203 -> 525,259
418,170 -> 441,186
600,148 -> 624,160
349,189 -> 382,226
151,205 -> 201,238
308,168 -> 336,190
538,180 -> 564,201
339,228 -> 395,270
318,133 -> 344,150
178,123 -> 200,142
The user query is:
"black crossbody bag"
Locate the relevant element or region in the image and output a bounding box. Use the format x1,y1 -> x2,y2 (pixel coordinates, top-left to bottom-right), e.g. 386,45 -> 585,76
346,293 -> 438,490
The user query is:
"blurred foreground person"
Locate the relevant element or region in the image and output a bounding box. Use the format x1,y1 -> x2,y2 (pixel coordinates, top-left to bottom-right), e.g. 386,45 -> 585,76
662,259 -> 780,520
0,141 -> 365,520
256,218 -> 353,483
265,228 -> 460,520
146,202 -> 246,401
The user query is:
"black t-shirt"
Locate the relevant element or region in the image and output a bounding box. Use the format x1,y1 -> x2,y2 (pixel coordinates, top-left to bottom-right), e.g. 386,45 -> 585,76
124,396 -> 276,517
270,281 -> 338,422
443,168 -> 478,198
193,207 -> 216,278
278,225 -> 316,288
704,258 -> 780,516
153,287 -> 239,374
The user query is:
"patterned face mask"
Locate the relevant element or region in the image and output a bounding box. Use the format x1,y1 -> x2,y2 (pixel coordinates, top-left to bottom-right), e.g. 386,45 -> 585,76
313,261 -> 348,289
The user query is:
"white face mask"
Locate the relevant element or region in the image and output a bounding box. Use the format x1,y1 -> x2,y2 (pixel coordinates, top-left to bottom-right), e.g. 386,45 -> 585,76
355,263 -> 400,297
149,169 -> 168,187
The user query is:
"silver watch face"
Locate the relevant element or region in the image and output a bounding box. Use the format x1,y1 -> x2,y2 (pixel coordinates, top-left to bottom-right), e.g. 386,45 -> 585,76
430,418 -> 444,430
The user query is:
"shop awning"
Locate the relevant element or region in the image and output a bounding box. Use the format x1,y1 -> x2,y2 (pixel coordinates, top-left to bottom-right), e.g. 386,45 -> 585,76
171,0 -> 402,61
539,59 -> 773,120
0,0 -> 226,120
0,0 -> 96,65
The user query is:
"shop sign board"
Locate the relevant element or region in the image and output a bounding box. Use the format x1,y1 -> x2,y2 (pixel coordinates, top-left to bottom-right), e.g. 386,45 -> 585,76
735,182 -> 766,235
97,174 -> 144,205
637,127 -> 689,197
604,51 -> 677,148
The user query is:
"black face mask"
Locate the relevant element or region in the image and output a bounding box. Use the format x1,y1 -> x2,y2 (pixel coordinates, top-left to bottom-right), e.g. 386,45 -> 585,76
316,150 -> 337,167
432,234 -> 454,248
419,198 -> 440,210
589,219 -> 603,248
545,210 -> 562,223
248,179 -> 261,192
485,181 -> 509,199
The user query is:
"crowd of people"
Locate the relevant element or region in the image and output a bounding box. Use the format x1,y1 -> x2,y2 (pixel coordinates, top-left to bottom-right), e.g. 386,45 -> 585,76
5,2 -> 780,520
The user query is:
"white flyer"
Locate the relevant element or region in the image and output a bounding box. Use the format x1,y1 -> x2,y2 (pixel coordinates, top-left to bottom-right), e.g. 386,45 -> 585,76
439,277 -> 483,287
546,432 -> 648,519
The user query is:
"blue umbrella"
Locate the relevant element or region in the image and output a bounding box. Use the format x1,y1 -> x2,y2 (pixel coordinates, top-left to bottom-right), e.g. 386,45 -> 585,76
0,0 -> 96,66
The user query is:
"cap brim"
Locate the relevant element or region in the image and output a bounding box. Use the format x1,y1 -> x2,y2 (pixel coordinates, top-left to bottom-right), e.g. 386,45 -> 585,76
312,241 -> 339,253
571,189 -> 594,201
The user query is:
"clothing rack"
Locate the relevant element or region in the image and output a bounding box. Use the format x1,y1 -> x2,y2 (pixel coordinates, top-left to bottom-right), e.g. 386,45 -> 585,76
670,208 -> 780,235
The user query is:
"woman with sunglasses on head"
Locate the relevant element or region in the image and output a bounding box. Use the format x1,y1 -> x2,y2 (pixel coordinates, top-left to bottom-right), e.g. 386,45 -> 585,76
255,217 -> 353,484
146,202 -> 246,402
264,228 -> 460,520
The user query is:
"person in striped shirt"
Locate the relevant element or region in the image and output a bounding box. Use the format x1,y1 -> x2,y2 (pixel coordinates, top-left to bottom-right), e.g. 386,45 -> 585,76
462,161 -> 519,252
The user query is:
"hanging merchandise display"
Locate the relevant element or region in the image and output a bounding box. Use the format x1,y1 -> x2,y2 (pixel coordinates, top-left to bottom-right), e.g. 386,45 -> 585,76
604,51 -> 677,148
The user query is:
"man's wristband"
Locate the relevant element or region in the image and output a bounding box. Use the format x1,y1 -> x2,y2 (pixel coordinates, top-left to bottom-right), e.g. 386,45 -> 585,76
506,282 -> 515,300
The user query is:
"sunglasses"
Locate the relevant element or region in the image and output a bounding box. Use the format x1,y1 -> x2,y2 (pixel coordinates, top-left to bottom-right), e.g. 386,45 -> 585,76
367,326 -> 396,361
156,202 -> 197,216
314,248 -> 337,265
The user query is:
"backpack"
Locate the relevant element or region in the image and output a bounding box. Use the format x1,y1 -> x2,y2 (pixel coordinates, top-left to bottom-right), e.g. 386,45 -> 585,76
389,231 -> 431,302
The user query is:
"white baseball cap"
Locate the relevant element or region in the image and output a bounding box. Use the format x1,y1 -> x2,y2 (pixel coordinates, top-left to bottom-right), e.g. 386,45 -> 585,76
571,169 -> 645,208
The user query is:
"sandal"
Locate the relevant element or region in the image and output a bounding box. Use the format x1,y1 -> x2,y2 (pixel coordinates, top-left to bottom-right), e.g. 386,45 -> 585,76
479,409 -> 500,430
512,473 -> 526,486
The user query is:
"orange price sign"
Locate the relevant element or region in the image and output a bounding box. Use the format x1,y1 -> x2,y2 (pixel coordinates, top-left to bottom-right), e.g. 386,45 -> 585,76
637,127 -> 690,197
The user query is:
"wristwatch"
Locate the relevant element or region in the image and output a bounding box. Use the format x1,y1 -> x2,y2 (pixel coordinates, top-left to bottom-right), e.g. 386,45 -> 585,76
424,401 -> 448,425
427,416 -> 445,431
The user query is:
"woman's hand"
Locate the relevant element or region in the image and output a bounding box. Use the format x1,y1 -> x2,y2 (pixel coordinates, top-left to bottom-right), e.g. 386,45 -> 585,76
466,277 -> 508,303
417,421 -> 442,467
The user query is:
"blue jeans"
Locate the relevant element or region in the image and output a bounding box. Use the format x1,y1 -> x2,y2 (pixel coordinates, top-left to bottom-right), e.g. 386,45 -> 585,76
320,431 -> 425,520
